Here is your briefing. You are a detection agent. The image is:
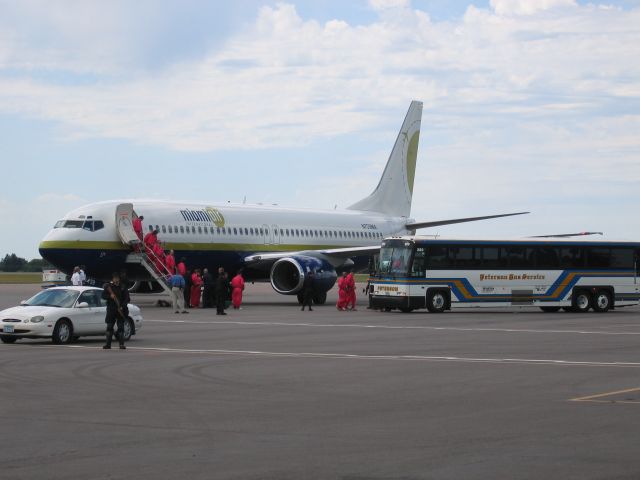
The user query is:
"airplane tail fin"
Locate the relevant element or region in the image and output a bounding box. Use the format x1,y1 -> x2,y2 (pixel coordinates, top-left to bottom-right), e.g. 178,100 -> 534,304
347,100 -> 423,218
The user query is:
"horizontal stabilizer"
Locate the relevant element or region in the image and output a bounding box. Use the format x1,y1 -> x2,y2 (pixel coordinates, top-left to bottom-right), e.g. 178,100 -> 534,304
406,212 -> 529,230
529,231 -> 603,238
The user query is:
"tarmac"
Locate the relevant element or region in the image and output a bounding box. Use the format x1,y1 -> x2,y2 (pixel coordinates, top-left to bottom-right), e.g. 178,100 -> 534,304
2,282 -> 640,480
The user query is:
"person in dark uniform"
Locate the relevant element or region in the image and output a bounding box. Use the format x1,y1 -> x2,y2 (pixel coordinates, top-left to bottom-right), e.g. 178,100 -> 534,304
183,267 -> 192,308
202,268 -> 214,308
301,271 -> 315,311
215,267 -> 230,315
102,272 -> 127,350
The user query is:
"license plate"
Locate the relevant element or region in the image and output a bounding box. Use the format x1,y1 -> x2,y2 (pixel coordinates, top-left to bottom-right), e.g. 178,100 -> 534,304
3,325 -> 14,333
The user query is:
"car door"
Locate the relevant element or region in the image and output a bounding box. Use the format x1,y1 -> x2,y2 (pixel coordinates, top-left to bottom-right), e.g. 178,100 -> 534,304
75,290 -> 104,335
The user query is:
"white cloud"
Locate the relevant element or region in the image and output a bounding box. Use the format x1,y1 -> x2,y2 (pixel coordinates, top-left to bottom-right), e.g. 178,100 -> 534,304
369,0 -> 410,11
490,0 -> 577,16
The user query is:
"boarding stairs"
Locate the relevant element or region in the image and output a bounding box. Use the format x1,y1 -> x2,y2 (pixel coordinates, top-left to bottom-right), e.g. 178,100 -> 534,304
116,202 -> 172,296
125,251 -> 173,295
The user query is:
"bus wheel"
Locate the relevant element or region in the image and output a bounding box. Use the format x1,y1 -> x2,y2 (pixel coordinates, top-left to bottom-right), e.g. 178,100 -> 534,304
540,306 -> 561,313
593,290 -> 612,313
573,291 -> 592,313
426,290 -> 447,313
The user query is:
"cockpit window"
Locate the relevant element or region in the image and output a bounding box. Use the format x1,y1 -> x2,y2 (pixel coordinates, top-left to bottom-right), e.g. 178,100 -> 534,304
80,220 -> 104,232
54,220 -> 65,228
62,220 -> 84,229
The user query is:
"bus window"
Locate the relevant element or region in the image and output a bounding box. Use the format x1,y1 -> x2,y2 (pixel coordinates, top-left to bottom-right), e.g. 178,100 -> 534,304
481,247 -> 500,268
559,247 -> 584,268
426,246 -> 449,269
610,248 -> 634,269
379,241 -> 413,275
535,247 -> 559,269
504,246 -> 533,268
410,248 -> 426,277
451,246 -> 479,268
587,248 -> 610,268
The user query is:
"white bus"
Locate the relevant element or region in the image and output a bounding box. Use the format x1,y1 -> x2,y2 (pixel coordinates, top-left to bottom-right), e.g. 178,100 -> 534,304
369,237 -> 640,313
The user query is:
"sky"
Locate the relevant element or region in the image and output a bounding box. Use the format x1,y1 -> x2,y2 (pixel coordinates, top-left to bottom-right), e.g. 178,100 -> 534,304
0,0 -> 639,259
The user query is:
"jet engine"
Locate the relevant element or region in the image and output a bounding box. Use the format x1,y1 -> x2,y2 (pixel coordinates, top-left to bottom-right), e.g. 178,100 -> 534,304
270,256 -> 337,304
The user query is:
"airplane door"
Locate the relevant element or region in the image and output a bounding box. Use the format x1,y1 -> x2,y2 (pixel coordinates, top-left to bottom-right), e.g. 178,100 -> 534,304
116,203 -> 140,247
262,224 -> 270,245
272,224 -> 280,245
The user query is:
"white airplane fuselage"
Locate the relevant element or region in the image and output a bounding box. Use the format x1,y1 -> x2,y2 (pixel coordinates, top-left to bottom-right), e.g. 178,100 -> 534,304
39,199 -> 411,282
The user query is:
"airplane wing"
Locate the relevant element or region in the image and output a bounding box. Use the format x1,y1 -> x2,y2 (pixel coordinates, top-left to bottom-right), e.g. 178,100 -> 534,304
529,231 -> 603,238
244,246 -> 380,270
406,211 -> 529,230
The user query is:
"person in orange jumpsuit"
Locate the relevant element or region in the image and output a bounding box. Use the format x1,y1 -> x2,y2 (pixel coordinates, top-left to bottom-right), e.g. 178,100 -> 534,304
152,242 -> 166,274
132,215 -> 144,241
230,270 -> 245,309
143,229 -> 158,256
345,271 -> 357,311
190,269 -> 203,308
336,272 -> 348,311
165,249 -> 176,275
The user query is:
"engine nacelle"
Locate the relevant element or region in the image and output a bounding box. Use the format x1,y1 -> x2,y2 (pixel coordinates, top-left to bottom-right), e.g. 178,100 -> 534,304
270,256 -> 337,295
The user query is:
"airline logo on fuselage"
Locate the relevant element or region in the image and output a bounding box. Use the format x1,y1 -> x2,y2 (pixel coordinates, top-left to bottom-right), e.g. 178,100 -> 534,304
180,207 -> 225,227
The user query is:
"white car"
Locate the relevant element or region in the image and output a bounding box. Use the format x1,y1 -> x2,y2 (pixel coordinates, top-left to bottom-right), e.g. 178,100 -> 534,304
0,286 -> 143,345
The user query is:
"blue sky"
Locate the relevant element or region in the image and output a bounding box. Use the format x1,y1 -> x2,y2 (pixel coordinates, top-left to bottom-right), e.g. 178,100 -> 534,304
0,0 -> 639,259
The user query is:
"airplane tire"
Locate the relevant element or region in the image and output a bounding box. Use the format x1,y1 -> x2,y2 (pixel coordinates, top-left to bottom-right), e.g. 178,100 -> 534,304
313,292 -> 327,305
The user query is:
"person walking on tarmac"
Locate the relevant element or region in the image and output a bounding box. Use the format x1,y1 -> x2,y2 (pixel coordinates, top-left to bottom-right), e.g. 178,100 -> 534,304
202,268 -> 214,308
336,271 -> 348,311
102,272 -> 127,350
301,271 -> 316,311
345,271 -> 357,311
215,267 -> 230,315
231,269 -> 245,309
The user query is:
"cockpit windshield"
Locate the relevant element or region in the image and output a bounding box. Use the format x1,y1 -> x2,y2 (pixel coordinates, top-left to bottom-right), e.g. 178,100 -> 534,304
379,240 -> 414,276
54,220 -> 104,231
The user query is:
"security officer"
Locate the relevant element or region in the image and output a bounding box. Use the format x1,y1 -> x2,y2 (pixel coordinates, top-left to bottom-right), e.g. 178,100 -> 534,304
102,272 -> 128,350
301,271 -> 316,311
215,267 -> 230,315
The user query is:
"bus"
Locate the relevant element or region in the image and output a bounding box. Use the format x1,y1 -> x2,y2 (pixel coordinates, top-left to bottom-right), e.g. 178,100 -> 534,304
369,236 -> 640,313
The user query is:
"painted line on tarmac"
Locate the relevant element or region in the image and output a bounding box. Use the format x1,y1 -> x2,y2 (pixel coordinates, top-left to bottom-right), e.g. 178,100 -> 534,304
145,319 -> 640,336
569,386 -> 640,403
59,345 -> 640,368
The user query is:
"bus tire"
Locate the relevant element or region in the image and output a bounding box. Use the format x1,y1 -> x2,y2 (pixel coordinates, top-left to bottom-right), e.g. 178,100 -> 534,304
426,290 -> 447,313
593,290 -> 612,313
572,290 -> 592,313
540,306 -> 561,313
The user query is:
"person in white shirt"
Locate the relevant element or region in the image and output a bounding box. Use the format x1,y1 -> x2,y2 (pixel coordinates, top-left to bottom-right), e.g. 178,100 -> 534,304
71,266 -> 82,286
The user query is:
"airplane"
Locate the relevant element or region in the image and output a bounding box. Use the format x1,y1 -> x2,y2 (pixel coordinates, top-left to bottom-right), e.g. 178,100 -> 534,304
39,101 -> 528,304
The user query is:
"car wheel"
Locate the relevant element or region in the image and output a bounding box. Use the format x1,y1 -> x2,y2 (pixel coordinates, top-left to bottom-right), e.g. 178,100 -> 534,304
52,319 -> 73,344
540,306 -> 561,313
426,290 -> 447,313
573,291 -> 591,313
122,318 -> 135,342
593,290 -> 612,313
0,335 -> 17,344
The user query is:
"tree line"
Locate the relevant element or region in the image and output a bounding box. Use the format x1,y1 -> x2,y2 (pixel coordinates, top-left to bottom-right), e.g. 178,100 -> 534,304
0,254 -> 50,272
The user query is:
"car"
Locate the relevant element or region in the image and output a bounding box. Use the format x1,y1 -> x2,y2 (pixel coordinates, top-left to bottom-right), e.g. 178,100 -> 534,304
0,286 -> 143,345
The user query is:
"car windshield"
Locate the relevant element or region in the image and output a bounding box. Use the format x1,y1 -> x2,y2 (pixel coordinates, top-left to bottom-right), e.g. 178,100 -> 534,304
24,289 -> 80,308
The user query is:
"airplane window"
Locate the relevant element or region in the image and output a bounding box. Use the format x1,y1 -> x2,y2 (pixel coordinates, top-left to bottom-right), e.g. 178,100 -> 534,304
162,225 -> 166,233
82,221 -> 93,231
54,220 -> 64,228
93,221 -> 104,231
280,229 -> 284,236
180,226 -> 184,234
233,228 -> 237,235
63,220 -> 84,229
244,228 -> 249,235
258,228 -> 262,235
149,225 -> 153,232
168,226 -> 173,233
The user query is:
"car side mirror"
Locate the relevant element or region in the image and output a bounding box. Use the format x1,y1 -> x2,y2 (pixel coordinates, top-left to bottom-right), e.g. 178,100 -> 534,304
77,302 -> 89,308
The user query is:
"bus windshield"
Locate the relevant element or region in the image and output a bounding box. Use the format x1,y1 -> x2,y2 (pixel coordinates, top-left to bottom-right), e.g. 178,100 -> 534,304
379,240 -> 413,276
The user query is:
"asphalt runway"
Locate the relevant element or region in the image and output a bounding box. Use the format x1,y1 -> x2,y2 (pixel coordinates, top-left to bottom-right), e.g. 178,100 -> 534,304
2,283 -> 640,480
